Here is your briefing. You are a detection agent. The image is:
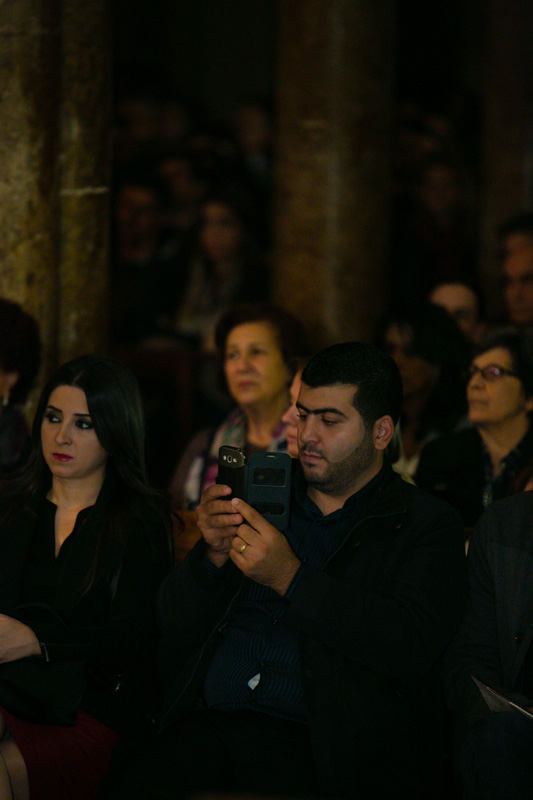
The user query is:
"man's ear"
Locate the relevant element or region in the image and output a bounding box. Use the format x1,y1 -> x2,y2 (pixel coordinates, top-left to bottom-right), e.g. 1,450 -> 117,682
372,415 -> 395,451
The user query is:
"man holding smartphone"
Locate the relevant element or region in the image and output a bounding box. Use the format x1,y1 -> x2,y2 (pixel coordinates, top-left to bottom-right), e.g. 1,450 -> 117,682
107,342 -> 467,800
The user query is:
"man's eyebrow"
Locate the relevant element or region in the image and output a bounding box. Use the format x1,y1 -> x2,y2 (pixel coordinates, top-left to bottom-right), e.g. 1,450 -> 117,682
46,404 -> 91,417
295,402 -> 348,418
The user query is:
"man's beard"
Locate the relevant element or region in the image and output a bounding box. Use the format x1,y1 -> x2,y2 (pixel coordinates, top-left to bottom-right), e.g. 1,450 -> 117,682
300,429 -> 377,496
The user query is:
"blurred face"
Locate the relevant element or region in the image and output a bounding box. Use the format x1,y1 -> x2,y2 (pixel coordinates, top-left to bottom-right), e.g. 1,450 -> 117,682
224,322 -> 290,411
116,185 -> 160,242
281,369 -> 303,457
383,324 -> 436,400
420,165 -> 458,215
467,347 -> 533,428
503,247 -> 533,327
296,383 -> 378,497
200,202 -> 244,263
41,385 -> 108,485
430,283 -> 481,342
0,365 -> 19,407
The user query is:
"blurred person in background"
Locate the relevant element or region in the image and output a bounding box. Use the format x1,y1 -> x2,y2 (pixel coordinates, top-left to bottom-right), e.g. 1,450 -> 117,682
376,303 -> 470,478
170,185 -> 270,351
416,327 -> 533,530
169,304 -> 308,510
110,171 -> 184,348
0,299 -> 40,473
498,213 -> 533,328
429,278 -> 486,345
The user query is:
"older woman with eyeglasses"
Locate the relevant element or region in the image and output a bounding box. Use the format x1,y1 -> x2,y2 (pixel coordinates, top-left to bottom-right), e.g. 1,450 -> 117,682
415,327 -> 533,530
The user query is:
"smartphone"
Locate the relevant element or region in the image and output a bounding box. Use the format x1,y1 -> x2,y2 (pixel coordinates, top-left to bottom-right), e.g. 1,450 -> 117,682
217,446 -> 292,531
217,445 -> 247,500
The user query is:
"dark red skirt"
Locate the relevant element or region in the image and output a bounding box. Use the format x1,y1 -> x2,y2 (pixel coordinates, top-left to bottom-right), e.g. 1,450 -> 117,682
0,707 -> 119,800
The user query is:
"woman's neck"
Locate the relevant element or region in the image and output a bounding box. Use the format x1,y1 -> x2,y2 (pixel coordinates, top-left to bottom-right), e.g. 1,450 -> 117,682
244,393 -> 289,448
47,473 -> 105,511
477,417 -> 530,475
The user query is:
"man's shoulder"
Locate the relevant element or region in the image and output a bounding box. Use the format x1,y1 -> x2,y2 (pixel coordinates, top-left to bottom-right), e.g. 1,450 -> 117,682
376,465 -> 464,527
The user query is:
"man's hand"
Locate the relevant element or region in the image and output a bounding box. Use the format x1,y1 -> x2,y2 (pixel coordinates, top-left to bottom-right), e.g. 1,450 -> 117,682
229,498 -> 301,595
0,615 -> 40,663
196,483 -> 244,567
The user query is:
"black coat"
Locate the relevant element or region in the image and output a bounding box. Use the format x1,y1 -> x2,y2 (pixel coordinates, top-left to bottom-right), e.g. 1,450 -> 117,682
415,425 -> 533,529
443,491 -> 533,737
157,465 -> 467,799
0,482 -> 172,732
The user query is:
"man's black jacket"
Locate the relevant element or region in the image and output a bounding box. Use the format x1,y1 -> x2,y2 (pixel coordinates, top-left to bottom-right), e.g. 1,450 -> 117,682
158,463 -> 467,799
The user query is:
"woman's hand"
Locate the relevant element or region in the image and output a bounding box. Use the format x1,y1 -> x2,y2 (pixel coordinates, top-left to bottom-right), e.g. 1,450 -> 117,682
0,615 -> 41,663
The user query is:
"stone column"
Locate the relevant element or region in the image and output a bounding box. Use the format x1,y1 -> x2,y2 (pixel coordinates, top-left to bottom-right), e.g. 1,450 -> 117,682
0,0 -> 61,382
272,0 -> 395,347
0,0 -> 112,407
57,0 -> 112,363
479,0 -> 533,319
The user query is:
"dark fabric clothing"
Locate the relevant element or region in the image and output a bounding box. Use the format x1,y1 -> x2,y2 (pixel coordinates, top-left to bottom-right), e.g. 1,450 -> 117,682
415,424 -> 533,529
460,711 -> 533,800
1,706 -> 119,800
156,462 -> 467,799
21,499 -> 92,604
0,480 -> 173,733
443,491 -> 533,736
103,709 -> 317,800
202,466 -> 386,718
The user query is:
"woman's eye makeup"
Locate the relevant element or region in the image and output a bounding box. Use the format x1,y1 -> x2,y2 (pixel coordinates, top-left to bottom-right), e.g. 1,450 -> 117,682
76,418 -> 93,430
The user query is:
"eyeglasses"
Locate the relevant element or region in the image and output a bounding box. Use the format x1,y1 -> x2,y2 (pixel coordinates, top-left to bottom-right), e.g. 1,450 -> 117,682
466,363 -> 519,382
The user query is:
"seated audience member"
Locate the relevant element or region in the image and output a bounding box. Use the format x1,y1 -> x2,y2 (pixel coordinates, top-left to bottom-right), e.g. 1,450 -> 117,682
0,299 -> 41,472
392,157 -> 477,304
169,304 -> 308,510
416,327 -> 533,530
170,185 -> 270,351
443,491 -> 533,799
0,356 -> 173,800
498,212 -> 533,328
429,278 -> 486,345
377,303 -> 470,477
110,171 -> 184,347
156,148 -> 208,242
103,342 -> 467,800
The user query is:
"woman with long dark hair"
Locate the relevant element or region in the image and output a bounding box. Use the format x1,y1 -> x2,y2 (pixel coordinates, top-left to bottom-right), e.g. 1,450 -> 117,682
376,302 -> 470,477
0,355 -> 173,800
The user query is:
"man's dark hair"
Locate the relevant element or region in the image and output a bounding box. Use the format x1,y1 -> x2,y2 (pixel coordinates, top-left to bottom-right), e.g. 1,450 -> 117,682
301,342 -> 403,429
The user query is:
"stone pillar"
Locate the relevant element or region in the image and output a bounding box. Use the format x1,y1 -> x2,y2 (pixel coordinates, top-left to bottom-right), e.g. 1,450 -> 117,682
0,0 -> 61,382
0,0 -> 112,410
272,0 -> 395,347
57,0 -> 112,363
479,0 -> 533,319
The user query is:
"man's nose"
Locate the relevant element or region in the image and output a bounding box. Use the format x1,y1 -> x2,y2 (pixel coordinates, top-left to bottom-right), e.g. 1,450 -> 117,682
298,416 -> 317,443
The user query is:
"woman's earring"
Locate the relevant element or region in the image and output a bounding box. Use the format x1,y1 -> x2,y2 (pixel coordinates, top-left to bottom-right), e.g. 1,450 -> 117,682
2,393 -> 9,407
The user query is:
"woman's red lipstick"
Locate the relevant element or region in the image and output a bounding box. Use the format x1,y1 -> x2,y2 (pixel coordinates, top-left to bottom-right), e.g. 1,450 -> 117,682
52,453 -> 73,461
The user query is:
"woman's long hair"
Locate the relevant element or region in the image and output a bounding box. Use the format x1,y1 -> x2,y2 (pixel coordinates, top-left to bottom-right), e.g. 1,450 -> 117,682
376,303 -> 470,440
0,355 -> 172,583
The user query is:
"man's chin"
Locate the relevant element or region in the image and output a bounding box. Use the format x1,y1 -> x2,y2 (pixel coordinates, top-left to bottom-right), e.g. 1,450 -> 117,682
301,462 -> 327,484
